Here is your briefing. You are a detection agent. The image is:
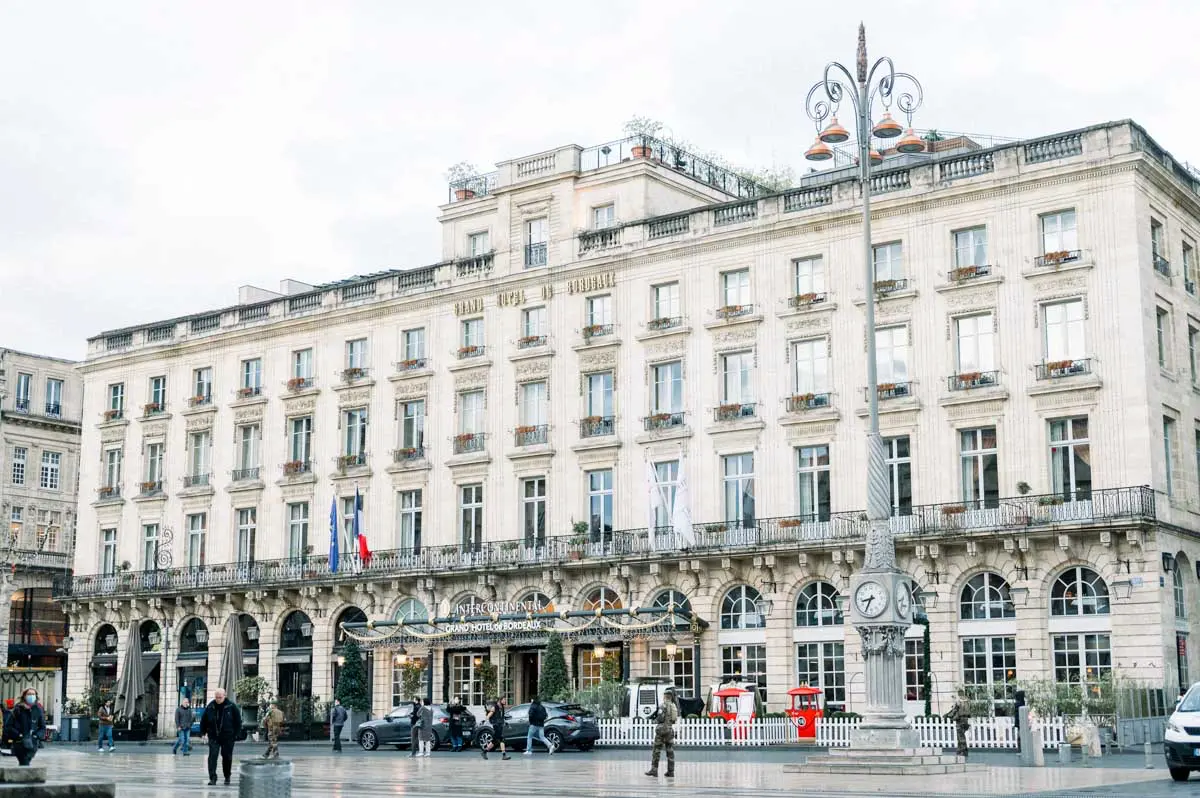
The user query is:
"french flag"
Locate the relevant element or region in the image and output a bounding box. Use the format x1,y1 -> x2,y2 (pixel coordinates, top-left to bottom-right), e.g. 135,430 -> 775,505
353,485 -> 372,567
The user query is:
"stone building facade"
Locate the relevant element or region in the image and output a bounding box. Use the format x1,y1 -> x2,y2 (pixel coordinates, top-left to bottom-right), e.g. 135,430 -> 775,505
58,120 -> 1200,733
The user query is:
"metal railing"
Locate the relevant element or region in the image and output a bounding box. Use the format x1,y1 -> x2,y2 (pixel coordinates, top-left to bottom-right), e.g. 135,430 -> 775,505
874,278 -> 909,295
236,386 -> 263,399
44,403 -> 61,418
1034,250 -> 1082,268
286,377 -> 315,392
583,324 -> 613,340
580,416 -> 615,438
102,408 -> 124,421
646,317 -> 683,332
788,293 -> 828,310
336,453 -> 367,471
1154,254 -> 1172,278
525,243 -> 547,268
948,371 -> 1000,391
867,382 -> 913,400
1035,358 -> 1092,380
393,446 -> 425,463
644,412 -> 686,431
714,403 -> 757,422
231,468 -> 260,482
447,172 -> 499,203
579,135 -> 770,200
395,358 -> 428,372
518,335 -> 548,350
138,480 -> 164,497
948,264 -> 992,282
514,425 -> 549,447
786,393 -> 832,412
579,228 -> 621,253
281,460 -> 312,476
183,474 -> 210,488
97,486 -> 121,501
142,402 -> 164,417
453,433 -> 485,455
457,345 -> 486,360
54,486 -> 1155,600
13,399 -> 28,413
455,252 -> 494,278
341,367 -> 370,382
188,394 -> 213,408
714,304 -> 754,320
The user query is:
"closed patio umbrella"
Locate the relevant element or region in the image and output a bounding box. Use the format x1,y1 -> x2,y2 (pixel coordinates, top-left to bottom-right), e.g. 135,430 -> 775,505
113,626 -> 146,724
218,615 -> 245,705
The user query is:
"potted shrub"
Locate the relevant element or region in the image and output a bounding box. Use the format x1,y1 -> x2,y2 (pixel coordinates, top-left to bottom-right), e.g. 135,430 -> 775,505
647,317 -> 674,330
446,161 -> 480,200
283,460 -> 304,475
779,518 -> 804,529
286,377 -> 308,392
235,676 -> 271,727
623,117 -> 663,159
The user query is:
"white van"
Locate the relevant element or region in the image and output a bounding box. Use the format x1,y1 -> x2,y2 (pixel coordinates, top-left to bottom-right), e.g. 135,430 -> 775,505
1164,683 -> 1200,780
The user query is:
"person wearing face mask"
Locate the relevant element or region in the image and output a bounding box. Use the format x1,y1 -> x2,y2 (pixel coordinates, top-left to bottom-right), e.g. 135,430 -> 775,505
3,689 -> 45,766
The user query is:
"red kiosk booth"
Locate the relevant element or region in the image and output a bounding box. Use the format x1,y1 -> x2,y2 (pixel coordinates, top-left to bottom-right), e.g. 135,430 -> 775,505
711,685 -> 754,740
785,686 -> 824,739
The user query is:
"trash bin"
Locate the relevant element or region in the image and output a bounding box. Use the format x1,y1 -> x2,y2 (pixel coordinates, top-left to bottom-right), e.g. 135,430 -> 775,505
238,759 -> 292,798
63,716 -> 87,743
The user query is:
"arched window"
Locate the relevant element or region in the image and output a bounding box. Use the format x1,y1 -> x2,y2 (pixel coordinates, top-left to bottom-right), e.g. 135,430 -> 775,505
239,615 -> 261,650
652,589 -> 691,613
721,585 -> 765,630
795,582 -> 842,627
178,618 -> 209,654
1174,560 -> 1187,620
95,624 -> 118,654
1050,567 -> 1110,616
280,611 -> 314,649
583,587 -> 622,611
517,592 -> 553,613
452,594 -> 483,616
395,598 -> 428,623
960,573 -> 1016,620
334,607 -> 367,646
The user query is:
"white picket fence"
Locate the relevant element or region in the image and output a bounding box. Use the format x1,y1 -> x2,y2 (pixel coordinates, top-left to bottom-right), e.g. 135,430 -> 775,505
597,715 -> 1074,749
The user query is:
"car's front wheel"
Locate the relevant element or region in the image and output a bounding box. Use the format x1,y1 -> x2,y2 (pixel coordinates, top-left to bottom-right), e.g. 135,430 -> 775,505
359,729 -> 378,751
475,729 -> 495,751
544,728 -> 564,752
1170,767 -> 1191,782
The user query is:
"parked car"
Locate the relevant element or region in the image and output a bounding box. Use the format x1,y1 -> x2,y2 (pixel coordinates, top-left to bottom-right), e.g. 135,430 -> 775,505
1165,683 -> 1200,780
474,702 -> 599,752
355,704 -> 476,751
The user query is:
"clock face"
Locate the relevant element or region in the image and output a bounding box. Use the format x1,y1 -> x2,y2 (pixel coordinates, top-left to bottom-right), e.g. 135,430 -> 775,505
854,581 -> 888,618
895,584 -> 912,617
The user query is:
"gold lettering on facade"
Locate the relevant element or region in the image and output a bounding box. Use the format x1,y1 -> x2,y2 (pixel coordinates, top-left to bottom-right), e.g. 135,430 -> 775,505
454,297 -> 484,316
497,289 -> 526,307
541,285 -> 554,300
566,272 -> 616,294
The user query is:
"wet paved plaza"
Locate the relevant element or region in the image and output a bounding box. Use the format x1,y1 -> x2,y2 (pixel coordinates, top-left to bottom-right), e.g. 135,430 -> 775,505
19,745 -> 1200,797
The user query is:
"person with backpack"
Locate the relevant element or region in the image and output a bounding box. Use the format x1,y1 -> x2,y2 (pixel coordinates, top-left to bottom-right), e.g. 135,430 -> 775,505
524,697 -> 555,755
3,688 -> 44,767
645,687 -> 678,778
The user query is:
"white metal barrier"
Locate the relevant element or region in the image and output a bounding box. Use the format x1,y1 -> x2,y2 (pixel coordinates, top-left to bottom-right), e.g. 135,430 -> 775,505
596,717 -> 796,746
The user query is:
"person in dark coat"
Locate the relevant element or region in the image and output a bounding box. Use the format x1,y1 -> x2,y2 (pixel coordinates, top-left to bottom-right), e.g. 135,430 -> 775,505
525,697 -> 554,755
446,696 -> 466,751
408,697 -> 422,758
4,688 -> 45,767
482,697 -> 510,760
199,688 -> 242,786
418,698 -> 434,756
330,699 -> 348,753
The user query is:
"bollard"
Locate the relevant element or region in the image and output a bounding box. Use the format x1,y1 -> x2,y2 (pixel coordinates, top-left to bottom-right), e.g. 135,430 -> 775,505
239,759 -> 293,798
1081,741 -> 1091,768
1058,743 -> 1070,765
1145,740 -> 1153,769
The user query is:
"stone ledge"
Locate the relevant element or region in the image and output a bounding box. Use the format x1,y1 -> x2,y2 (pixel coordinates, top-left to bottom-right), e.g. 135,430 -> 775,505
0,787 -> 117,797
0,767 -> 46,783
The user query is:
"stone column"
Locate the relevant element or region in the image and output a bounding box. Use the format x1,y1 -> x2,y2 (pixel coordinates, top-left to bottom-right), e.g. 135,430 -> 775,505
158,623 -> 176,738
0,574 -> 18,667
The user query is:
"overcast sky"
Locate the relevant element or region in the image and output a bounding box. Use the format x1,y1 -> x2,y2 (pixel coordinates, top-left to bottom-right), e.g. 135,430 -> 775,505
0,1 -> 1193,360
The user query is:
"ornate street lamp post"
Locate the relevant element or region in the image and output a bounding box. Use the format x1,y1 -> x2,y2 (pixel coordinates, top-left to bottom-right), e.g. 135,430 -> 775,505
805,24 -> 925,751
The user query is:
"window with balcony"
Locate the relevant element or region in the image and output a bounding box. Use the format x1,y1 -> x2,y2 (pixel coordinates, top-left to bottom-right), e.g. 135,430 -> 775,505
10,447 -> 25,486
1165,415 -> 1178,497
959,427 -> 999,509
1186,241 -> 1197,294
39,451 -> 60,490
1191,326 -> 1200,385
186,513 -> 207,568
292,348 -> 314,380
593,204 -> 616,229
236,424 -> 260,479
241,358 -> 263,395
237,508 -> 256,563
720,351 -> 754,412
875,326 -> 910,391
953,226 -> 988,269
587,469 -> 614,541
521,306 -> 547,347
1049,417 -> 1091,500
1040,209 -> 1078,257
796,445 -> 830,522
460,390 -> 484,434
584,372 -> 613,436
1157,307 -> 1172,368
468,231 -> 490,257
954,313 -> 995,387
885,436 -> 912,517
721,269 -> 751,311
287,502 -> 309,558
652,282 -> 681,324
518,382 -> 548,445
460,318 -> 484,356
149,375 -> 167,412
45,378 -> 63,416
525,218 -> 548,268
723,453 -> 755,528
1042,299 -> 1085,369
651,361 -> 683,415
289,416 -> 313,465
13,373 -> 30,412
460,483 -> 483,551
144,442 -> 163,487
872,242 -> 904,286
398,489 -> 422,552
585,295 -> 613,338
104,448 -> 122,490
400,400 -> 425,455
107,383 -> 125,418
1152,217 -> 1167,268
188,431 -> 211,485
345,338 -> 368,373
652,461 -> 678,529
343,408 -> 368,462
521,476 -> 547,547
402,328 -> 426,364
142,523 -> 160,570
793,256 -> 826,304
101,529 -> 117,576
192,367 -> 213,404
791,339 -> 828,408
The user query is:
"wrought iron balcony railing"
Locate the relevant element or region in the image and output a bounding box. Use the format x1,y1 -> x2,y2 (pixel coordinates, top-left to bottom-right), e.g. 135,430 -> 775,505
518,335 -> 548,350
13,398 -> 29,413
183,474 -> 210,489
340,367 -> 370,382
714,304 -> 754,320
866,382 -> 913,400
580,416 -> 615,438
525,242 -> 548,268
188,394 -> 213,408
1035,358 -> 1092,380
286,377 -> 315,392
281,460 -> 312,476
646,316 -> 682,332
582,324 -> 614,340
236,386 -> 263,399
97,486 -> 121,501
138,480 -> 164,497
644,412 -> 686,431
336,453 -> 367,471
44,403 -> 61,418
393,446 -> 425,463
54,486 -> 1156,600
453,433 -> 486,455
143,402 -> 165,417
457,345 -> 486,360
948,371 -> 1000,391
1034,249 -> 1081,268
874,278 -> 909,295
395,358 -> 428,372
786,393 -> 832,413
714,403 -> 757,422
231,468 -> 260,482
948,264 -> 992,282
514,425 -> 549,447
1154,254 -> 1172,278
788,293 -> 828,310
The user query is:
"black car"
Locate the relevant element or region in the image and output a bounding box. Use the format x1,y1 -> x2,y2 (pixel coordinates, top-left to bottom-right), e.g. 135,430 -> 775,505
474,702 -> 599,752
355,704 -> 476,751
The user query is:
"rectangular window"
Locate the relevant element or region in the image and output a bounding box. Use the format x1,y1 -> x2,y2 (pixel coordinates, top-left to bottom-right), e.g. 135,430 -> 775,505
959,427 -> 999,508
142,523 -> 159,570
962,636 -> 1017,711
460,484 -> 483,551
521,476 -> 547,547
649,646 -> 695,697
1152,217 -> 1166,259
521,306 -> 547,339
398,490 -> 422,552
292,348 -> 313,379
186,513 -> 206,568
1049,417 -> 1091,500
905,639 -> 926,702
587,469 -> 614,541
287,502 -> 309,558
1185,241 -> 1196,292
1191,326 -> 1199,384
192,367 -> 213,401
793,256 -> 825,296
150,375 -> 167,408
450,653 -> 489,705
188,431 -> 211,479
955,313 -> 995,373
723,453 -> 755,527
341,496 -> 358,539
461,318 -> 484,349
7,507 -> 19,545
872,242 -> 903,281
1165,416 -> 1177,497
875,326 -> 910,384
145,442 -> 163,484
593,204 -> 616,229
345,338 -> 368,369
14,373 -> 30,410
721,352 -> 754,404
796,642 -> 845,711
653,282 -> 680,320
721,644 -> 768,704
236,508 -> 256,563
520,381 -> 547,427
459,390 -> 484,434
108,383 -> 125,414
1052,633 -> 1112,689
401,400 -> 425,451
792,339 -> 828,395
586,295 -> 612,327
468,231 -> 489,256
586,372 -> 613,418
721,269 -> 751,307
343,408 -> 368,457
651,361 -> 683,413
238,424 -> 260,472
1180,634 -> 1191,687
402,328 -> 426,362
953,226 -> 988,268
652,461 -> 678,530
101,529 -> 117,576
39,451 -> 61,490
241,358 -> 263,391
1157,308 -> 1171,368
290,416 -> 313,463
1040,209 -> 1078,253
885,436 -> 912,517
45,378 -> 63,415
525,218 -> 548,267
10,447 -> 25,486
796,446 -> 831,522
104,448 -> 122,488
1043,300 -> 1086,361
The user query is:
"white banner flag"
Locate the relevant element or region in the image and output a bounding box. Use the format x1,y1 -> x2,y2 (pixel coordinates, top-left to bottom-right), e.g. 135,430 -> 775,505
646,460 -> 664,552
672,458 -> 695,549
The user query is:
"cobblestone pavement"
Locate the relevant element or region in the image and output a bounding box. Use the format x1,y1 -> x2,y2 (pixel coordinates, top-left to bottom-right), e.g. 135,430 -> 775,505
22,745 -> 1200,797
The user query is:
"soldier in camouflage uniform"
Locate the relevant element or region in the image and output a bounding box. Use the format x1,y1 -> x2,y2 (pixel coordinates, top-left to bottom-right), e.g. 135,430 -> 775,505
645,687 -> 678,778
262,701 -> 284,760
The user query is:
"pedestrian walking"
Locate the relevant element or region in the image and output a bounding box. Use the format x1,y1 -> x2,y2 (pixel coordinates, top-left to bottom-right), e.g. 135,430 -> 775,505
418,698 -> 434,756
524,696 -> 554,755
408,697 -> 421,758
199,688 -> 242,787
481,697 -> 510,760
172,698 -> 193,755
262,701 -> 284,760
96,701 -> 115,752
947,697 -> 971,758
330,699 -> 348,753
447,696 -> 465,751
645,687 -> 678,778
3,688 -> 44,767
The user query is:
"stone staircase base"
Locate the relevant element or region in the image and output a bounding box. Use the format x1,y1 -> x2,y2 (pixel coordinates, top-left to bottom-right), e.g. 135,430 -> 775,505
0,765 -> 116,797
786,747 -> 984,775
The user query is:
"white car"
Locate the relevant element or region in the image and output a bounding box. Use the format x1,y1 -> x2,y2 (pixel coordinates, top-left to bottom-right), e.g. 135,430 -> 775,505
1164,684 -> 1200,780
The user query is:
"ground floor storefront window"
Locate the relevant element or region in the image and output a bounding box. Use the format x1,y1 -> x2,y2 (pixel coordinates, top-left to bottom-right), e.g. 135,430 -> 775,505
447,651 -> 489,705
795,642 -> 844,712
961,635 -> 1017,715
1052,633 -> 1111,689
649,645 -> 695,697
721,644 -> 767,703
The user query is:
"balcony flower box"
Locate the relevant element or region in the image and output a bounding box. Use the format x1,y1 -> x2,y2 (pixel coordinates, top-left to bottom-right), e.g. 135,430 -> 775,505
649,413 -> 673,423
877,383 -> 896,393
583,415 -> 603,424
515,425 -> 537,435
715,305 -> 745,319
341,367 -> 366,381
190,394 -> 208,406
286,377 -> 309,392
582,325 -> 606,338
949,266 -> 980,281
103,409 -> 122,421
1037,495 -> 1065,506
941,505 -> 967,516
874,279 -> 900,292
518,336 -> 544,347
956,371 -> 982,384
791,393 -> 815,404
716,403 -> 745,420
1040,250 -> 1073,265
337,454 -> 363,469
792,293 -> 820,306
647,317 -> 676,331
283,460 -> 305,475
236,387 -> 257,399
139,481 -> 159,492
778,518 -> 804,528
396,447 -> 419,458
454,188 -> 476,201
1045,359 -> 1075,372
143,402 -> 161,415
454,433 -> 476,443
398,359 -> 423,370
457,345 -> 481,356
